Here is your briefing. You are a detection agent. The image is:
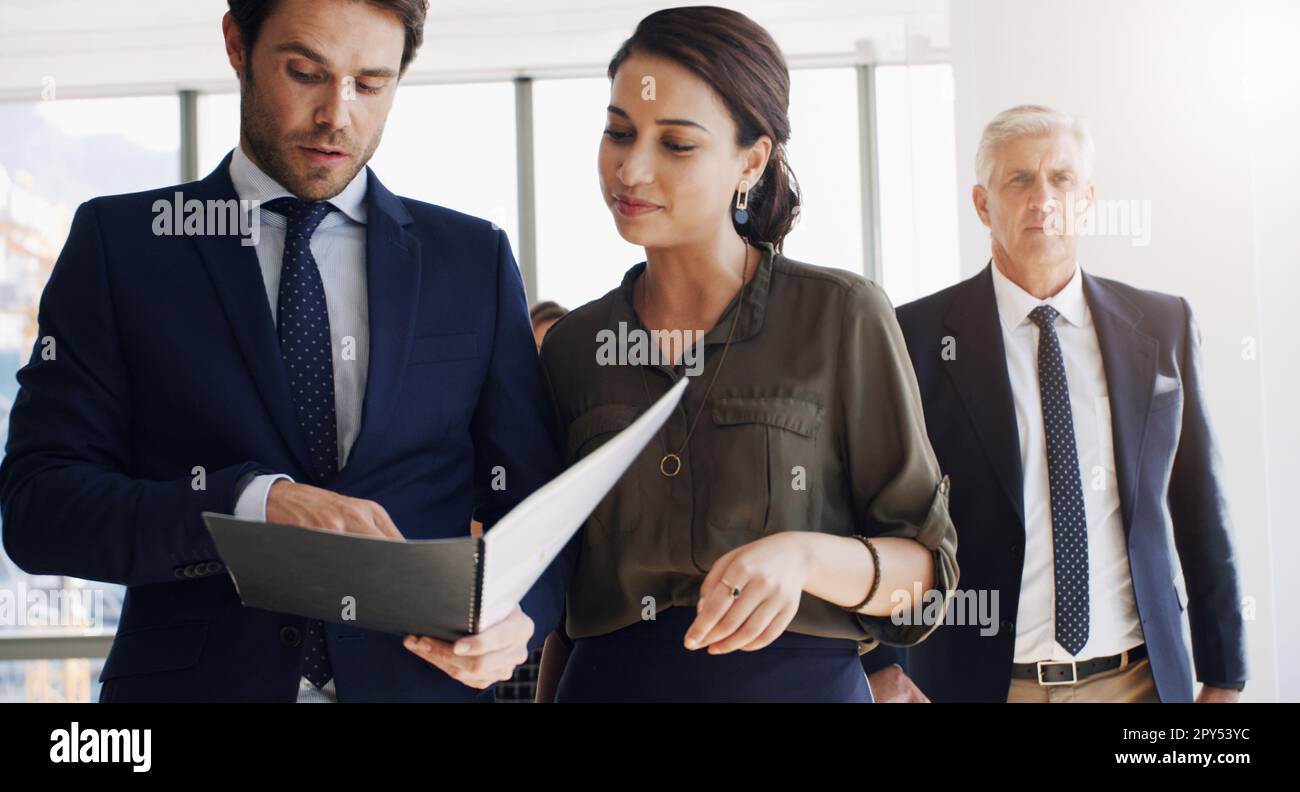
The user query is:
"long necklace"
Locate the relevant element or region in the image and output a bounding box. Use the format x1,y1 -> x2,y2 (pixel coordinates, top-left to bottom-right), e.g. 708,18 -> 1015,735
636,240 -> 753,478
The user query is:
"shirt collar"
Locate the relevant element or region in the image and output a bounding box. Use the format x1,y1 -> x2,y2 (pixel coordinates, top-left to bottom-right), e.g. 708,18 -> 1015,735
228,143 -> 368,225
612,240 -> 774,348
989,259 -> 1088,332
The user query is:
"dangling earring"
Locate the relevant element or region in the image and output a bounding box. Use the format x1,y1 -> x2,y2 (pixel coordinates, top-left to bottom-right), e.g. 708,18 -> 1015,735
733,180 -> 750,225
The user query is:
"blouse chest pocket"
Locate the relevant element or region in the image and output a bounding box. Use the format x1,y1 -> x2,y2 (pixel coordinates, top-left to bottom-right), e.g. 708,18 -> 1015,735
706,396 -> 825,536
567,404 -> 645,533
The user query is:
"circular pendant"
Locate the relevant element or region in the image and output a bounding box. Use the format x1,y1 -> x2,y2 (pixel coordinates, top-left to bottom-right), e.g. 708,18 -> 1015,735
660,452 -> 683,478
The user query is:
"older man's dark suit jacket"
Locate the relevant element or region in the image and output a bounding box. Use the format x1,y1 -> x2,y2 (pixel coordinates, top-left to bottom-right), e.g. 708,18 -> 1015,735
861,265 -> 1246,702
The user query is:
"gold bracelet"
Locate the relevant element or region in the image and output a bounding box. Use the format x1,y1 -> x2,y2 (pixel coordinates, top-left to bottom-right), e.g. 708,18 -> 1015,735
844,534 -> 881,612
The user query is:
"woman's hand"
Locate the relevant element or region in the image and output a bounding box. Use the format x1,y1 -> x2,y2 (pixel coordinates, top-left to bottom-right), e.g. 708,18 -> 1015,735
684,533 -> 812,655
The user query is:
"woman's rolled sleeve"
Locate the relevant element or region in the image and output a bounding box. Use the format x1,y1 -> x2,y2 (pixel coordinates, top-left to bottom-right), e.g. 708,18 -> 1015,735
836,279 -> 959,648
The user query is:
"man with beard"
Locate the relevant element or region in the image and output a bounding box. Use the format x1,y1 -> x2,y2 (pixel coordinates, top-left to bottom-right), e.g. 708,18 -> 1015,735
0,0 -> 575,702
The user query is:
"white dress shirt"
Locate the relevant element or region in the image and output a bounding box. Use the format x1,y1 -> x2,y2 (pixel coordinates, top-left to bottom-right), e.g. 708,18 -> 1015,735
229,143 -> 371,519
989,261 -> 1145,662
226,144 -> 371,701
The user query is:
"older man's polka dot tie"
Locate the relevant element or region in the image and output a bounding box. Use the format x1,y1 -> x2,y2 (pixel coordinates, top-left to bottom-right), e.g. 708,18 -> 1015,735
267,196 -> 337,689
1029,304 -> 1090,657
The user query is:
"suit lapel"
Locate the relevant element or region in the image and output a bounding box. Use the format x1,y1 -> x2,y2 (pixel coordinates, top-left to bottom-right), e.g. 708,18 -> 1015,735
942,265 -> 1026,528
190,153 -> 316,475
1083,272 -> 1156,538
334,169 -> 422,481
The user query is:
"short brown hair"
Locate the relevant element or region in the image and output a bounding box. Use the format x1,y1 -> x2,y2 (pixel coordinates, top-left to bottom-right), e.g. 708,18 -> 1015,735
227,0 -> 428,74
530,301 -> 568,328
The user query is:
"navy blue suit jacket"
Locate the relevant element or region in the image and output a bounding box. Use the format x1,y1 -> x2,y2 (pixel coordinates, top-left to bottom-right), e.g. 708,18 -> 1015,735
0,153 -> 577,702
861,265 -> 1246,702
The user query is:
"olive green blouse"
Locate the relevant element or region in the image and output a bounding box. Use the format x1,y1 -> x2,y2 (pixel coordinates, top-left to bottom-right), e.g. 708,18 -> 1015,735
538,242 -> 958,654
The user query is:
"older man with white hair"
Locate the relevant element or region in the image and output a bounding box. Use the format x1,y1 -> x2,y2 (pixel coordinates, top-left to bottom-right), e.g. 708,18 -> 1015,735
860,105 -> 1246,702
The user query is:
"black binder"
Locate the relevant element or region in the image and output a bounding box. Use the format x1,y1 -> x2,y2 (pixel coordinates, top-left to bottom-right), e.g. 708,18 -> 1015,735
202,513 -> 486,641
201,377 -> 689,641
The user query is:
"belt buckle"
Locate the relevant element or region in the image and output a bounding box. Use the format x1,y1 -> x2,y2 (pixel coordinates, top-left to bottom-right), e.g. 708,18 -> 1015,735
1036,659 -> 1079,686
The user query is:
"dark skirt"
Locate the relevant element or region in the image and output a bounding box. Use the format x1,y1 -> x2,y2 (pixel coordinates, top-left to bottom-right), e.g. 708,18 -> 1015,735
555,606 -> 873,703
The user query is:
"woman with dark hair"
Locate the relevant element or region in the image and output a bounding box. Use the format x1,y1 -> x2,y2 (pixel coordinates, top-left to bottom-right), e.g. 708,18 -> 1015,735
536,6 -> 958,702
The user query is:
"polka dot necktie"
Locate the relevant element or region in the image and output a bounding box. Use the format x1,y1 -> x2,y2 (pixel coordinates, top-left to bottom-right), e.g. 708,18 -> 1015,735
266,196 -> 337,688
1029,304 -> 1090,657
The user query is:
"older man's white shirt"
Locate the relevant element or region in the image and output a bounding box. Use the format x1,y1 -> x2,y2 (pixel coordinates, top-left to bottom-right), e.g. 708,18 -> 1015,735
989,261 -> 1145,662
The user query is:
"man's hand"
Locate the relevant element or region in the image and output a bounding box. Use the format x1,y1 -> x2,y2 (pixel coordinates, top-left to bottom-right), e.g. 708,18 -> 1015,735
265,480 -> 402,540
403,606 -> 534,689
868,664 -> 930,702
1196,684 -> 1241,703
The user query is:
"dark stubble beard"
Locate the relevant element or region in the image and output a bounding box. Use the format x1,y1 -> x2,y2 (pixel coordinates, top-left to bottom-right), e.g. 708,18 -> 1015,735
239,72 -> 385,202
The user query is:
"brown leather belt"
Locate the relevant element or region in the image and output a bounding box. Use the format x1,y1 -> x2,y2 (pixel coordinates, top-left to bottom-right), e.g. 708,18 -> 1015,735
1011,644 -> 1148,686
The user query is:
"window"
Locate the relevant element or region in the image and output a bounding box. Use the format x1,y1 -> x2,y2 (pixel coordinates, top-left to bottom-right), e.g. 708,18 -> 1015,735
201,84 -> 521,251
783,68 -> 864,276
197,92 -> 241,177
532,76 -> 641,312
875,63 -> 961,306
367,82 -> 520,248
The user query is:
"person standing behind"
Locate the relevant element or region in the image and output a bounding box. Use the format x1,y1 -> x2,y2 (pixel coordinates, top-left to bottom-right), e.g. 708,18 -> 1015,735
530,302 -> 568,351
862,105 -> 1246,703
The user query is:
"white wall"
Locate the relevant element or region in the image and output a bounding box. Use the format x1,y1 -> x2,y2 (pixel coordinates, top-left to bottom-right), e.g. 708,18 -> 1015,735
1245,0 -> 1300,703
950,0 -> 1298,701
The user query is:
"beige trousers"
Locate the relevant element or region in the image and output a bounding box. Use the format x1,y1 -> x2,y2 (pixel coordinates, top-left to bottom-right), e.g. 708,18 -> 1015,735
1006,655 -> 1160,703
